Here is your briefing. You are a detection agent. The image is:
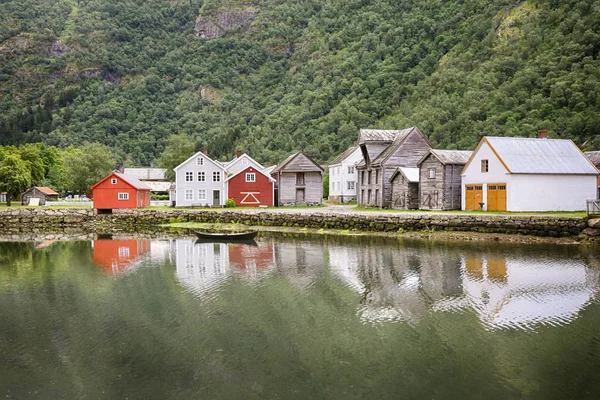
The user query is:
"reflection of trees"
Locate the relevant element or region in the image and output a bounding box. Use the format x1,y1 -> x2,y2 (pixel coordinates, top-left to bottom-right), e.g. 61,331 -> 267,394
0,238 -> 599,398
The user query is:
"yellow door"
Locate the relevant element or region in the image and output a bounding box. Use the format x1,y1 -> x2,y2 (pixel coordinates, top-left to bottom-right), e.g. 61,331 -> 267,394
465,185 -> 483,210
487,183 -> 507,211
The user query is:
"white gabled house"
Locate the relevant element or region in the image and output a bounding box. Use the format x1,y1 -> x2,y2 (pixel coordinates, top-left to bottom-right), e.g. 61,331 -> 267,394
173,151 -> 228,207
461,136 -> 599,212
225,152 -> 266,176
328,145 -> 362,203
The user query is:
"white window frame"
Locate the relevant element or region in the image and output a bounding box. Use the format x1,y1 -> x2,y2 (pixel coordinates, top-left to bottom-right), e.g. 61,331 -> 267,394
118,192 -> 129,200
481,159 -> 489,173
428,168 -> 436,179
185,172 -> 193,182
197,171 -> 205,182
198,189 -> 207,201
196,157 -> 204,166
242,158 -> 248,166
213,171 -> 221,182
347,181 -> 355,190
185,189 -> 193,201
347,166 -> 354,174
111,178 -> 117,184
246,173 -> 256,182
118,247 -> 130,258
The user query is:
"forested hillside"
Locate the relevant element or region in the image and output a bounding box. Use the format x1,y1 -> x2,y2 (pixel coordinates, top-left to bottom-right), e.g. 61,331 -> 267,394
1,0 -> 599,166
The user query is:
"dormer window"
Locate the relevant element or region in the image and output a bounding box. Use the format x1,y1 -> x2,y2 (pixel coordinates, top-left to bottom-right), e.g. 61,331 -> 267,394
111,178 -> 117,184
481,159 -> 489,173
196,157 -> 204,166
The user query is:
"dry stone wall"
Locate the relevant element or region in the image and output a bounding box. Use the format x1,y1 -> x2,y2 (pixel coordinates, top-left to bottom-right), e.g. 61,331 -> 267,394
0,208 -> 598,239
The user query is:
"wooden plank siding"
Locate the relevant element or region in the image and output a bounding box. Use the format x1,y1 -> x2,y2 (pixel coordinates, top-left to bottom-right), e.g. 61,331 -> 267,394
391,175 -> 419,209
272,153 -> 323,206
419,154 -> 465,210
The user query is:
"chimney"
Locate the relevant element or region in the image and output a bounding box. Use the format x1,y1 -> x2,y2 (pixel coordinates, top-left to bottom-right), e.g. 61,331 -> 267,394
269,161 -> 274,166
538,130 -> 548,139
204,148 -> 208,155
236,150 -> 242,158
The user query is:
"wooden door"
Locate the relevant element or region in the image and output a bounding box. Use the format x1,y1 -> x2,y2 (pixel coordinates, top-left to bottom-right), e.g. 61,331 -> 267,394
295,188 -> 305,203
465,185 -> 483,210
487,183 -> 506,211
212,190 -> 220,206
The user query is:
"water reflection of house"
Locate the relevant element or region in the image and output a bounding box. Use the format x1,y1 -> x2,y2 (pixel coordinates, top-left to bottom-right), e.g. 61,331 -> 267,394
92,239 -> 151,275
328,245 -> 365,294
175,240 -> 230,295
274,240 -> 324,290
228,242 -> 275,278
460,254 -> 600,329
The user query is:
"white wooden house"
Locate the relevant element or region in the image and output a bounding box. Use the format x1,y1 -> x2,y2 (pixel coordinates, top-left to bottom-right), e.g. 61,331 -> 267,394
173,151 -> 228,207
461,137 -> 599,211
328,145 -> 362,203
225,152 -> 265,176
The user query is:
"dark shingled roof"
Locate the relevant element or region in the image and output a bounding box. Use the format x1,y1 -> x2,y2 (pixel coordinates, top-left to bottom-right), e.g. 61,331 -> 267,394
330,145 -> 360,165
271,152 -> 324,174
585,151 -> 600,166
372,127 -> 424,165
419,149 -> 473,166
358,129 -> 404,143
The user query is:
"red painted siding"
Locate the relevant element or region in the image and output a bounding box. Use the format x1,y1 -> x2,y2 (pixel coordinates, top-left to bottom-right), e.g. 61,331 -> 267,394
227,167 -> 274,206
93,239 -> 150,275
92,172 -> 150,209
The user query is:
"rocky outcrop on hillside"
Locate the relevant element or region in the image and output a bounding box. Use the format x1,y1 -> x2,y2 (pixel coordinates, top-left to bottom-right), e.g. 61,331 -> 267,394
194,7 -> 259,40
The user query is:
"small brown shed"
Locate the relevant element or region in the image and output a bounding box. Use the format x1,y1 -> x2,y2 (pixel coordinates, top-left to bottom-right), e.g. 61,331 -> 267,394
271,152 -> 324,206
417,149 -> 472,210
21,187 -> 59,206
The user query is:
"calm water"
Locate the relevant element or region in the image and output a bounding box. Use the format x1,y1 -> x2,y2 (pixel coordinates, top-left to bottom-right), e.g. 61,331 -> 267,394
1,234 -> 600,399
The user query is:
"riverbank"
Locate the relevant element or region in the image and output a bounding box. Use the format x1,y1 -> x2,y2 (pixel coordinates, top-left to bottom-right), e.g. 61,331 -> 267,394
0,207 -> 598,243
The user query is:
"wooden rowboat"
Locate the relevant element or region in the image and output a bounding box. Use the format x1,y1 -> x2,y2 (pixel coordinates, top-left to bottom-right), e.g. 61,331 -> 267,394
194,230 -> 258,240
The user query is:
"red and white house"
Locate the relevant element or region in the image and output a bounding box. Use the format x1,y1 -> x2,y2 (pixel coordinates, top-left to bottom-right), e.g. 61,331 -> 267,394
226,165 -> 275,207
91,170 -> 151,210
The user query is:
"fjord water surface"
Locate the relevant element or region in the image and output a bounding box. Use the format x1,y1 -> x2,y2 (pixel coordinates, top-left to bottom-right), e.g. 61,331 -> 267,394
1,235 -> 599,399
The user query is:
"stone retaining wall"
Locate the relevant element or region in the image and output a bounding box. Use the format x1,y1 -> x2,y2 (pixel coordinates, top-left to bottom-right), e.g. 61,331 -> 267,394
0,208 -> 598,239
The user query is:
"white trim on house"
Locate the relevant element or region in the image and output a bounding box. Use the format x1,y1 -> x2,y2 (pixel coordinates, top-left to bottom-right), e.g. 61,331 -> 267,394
174,151 -> 228,207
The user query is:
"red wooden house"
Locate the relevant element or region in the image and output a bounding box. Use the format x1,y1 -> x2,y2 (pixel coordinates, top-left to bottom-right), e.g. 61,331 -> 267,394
91,171 -> 151,210
226,166 -> 275,207
92,239 -> 150,275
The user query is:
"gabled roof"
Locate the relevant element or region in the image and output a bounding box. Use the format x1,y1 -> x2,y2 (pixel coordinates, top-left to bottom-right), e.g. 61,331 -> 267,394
390,167 -> 420,183
122,168 -> 166,181
225,165 -> 276,183
264,165 -> 277,175
91,171 -> 151,190
143,181 -> 172,192
372,127 -> 430,165
358,129 -> 403,143
463,137 -> 599,175
330,145 -> 360,165
585,151 -> 600,166
418,149 -> 473,166
271,152 -> 324,173
173,151 -> 226,171
225,153 -> 265,171
34,187 -> 58,195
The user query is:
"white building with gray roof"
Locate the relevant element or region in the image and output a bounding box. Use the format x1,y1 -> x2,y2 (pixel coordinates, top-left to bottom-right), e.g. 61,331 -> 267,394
328,145 -> 362,203
461,137 -> 599,212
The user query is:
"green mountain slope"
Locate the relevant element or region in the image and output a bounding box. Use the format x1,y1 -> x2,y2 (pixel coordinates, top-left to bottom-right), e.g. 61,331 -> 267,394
1,0 -> 599,165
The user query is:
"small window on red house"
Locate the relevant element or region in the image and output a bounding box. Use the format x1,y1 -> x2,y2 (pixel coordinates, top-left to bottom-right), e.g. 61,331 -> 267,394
118,193 -> 129,200
246,173 -> 256,182
111,178 -> 117,184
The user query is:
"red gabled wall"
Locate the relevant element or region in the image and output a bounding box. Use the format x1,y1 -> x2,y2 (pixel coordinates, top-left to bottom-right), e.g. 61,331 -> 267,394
227,166 -> 274,207
92,172 -> 150,209
92,239 -> 150,275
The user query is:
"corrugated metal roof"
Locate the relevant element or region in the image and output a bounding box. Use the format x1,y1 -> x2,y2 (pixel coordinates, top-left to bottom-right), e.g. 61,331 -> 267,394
330,145 -> 360,165
143,181 -> 172,192
485,137 -> 598,174
585,151 -> 600,166
372,127 -> 419,165
115,172 -> 152,190
429,150 -> 473,165
358,129 -> 404,143
398,167 -> 420,182
123,168 -> 167,181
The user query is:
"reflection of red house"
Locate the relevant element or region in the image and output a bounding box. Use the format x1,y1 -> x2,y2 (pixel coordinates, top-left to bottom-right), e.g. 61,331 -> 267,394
226,166 -> 275,207
93,239 -> 150,275
91,170 -> 151,210
229,242 -> 274,274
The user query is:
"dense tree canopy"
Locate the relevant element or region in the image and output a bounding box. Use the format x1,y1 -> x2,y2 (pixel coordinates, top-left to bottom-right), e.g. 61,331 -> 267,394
0,0 -> 599,166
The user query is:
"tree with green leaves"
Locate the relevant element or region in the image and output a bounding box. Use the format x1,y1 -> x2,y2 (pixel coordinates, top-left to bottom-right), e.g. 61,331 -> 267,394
0,153 -> 32,205
63,143 -> 116,193
156,133 -> 196,181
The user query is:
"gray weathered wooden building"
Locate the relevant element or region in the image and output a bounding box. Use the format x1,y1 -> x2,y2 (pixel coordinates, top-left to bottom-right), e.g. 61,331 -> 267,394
417,149 -> 472,210
357,127 -> 430,208
390,167 -> 420,209
20,187 -> 59,206
271,152 -> 324,206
